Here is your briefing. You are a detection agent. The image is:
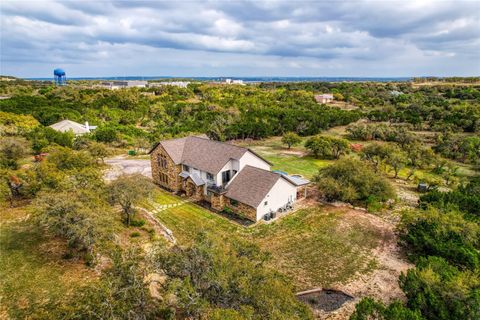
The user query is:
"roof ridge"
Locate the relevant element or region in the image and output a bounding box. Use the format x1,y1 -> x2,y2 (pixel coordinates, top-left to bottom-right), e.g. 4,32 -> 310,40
188,136 -> 248,151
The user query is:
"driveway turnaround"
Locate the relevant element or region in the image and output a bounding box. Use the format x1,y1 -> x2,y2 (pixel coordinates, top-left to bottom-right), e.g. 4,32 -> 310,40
104,156 -> 152,181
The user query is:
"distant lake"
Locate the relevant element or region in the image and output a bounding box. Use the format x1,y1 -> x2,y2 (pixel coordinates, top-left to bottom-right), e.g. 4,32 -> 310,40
27,76 -> 411,83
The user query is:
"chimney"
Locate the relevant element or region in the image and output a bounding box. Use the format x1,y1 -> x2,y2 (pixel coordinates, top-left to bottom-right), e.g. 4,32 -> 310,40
85,121 -> 90,131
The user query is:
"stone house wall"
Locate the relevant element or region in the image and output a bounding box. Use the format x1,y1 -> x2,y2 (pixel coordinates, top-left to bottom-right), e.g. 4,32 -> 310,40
225,198 -> 257,221
150,144 -> 182,192
185,179 -> 204,201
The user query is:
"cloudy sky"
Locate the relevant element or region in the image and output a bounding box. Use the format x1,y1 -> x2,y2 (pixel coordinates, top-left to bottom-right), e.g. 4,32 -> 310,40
1,0 -> 479,78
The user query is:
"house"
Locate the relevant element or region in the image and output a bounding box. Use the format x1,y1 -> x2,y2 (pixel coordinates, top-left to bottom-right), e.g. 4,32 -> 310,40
314,94 -> 334,104
149,136 -> 309,221
49,119 -> 97,135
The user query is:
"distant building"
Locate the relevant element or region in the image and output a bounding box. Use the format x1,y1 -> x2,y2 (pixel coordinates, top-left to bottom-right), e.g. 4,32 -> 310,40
148,81 -> 191,88
390,90 -> 403,96
314,94 -> 334,104
101,80 -> 147,90
49,119 -> 96,135
225,78 -> 245,85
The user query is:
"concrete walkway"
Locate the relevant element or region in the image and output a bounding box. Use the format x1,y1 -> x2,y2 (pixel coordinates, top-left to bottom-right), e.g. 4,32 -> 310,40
148,200 -> 190,214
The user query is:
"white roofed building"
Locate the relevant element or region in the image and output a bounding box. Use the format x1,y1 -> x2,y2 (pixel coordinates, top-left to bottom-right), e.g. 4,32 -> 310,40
49,120 -> 96,135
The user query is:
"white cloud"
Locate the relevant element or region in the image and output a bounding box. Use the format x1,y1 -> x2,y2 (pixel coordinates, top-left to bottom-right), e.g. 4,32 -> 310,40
1,0 -> 479,77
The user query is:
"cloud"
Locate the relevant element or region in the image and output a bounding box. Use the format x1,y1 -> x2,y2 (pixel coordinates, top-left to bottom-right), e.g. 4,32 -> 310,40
1,0 -> 479,77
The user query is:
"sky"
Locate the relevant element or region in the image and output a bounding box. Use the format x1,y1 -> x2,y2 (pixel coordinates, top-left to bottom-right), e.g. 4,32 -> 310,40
1,0 -> 480,78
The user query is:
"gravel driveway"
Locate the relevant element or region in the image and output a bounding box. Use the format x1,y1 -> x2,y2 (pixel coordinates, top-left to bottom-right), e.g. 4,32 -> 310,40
104,156 -> 152,181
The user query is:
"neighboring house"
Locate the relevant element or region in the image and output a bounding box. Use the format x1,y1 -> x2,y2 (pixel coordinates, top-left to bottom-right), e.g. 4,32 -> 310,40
149,136 -> 309,221
49,119 -> 97,135
315,94 -> 334,104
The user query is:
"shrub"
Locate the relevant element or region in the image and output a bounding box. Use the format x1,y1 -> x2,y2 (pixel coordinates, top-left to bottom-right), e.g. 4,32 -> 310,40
94,125 -> 118,143
400,256 -> 480,320
152,233 -> 313,319
314,158 -> 395,204
419,178 -> 480,217
305,135 -> 350,159
0,137 -> 30,169
399,207 -> 480,270
350,297 -> 423,320
130,219 -> 146,227
130,232 -> 141,238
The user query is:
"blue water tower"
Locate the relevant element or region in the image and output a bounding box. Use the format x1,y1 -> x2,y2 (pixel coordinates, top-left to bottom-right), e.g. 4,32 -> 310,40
53,68 -> 67,86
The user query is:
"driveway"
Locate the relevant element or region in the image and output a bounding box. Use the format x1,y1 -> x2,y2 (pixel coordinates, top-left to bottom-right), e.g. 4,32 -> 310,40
104,156 -> 152,181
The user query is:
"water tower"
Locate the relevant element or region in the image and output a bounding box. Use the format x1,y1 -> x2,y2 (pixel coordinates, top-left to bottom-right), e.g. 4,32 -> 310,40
53,68 -> 67,86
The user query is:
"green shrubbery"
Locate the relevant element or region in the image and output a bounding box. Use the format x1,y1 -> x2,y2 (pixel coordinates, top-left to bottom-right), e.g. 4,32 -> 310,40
314,158 -> 395,204
399,207 -> 480,270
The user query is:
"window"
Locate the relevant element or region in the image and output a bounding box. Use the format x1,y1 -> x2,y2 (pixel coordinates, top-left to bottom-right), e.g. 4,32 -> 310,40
264,201 -> 268,206
183,164 -> 190,172
230,199 -> 239,207
221,171 -> 231,184
158,172 -> 169,185
158,154 -> 168,169
206,172 -> 214,181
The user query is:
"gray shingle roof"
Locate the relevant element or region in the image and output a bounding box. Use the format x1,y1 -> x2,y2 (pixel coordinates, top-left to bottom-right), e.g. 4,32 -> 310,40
179,171 -> 205,186
225,165 -> 289,208
151,136 -> 270,174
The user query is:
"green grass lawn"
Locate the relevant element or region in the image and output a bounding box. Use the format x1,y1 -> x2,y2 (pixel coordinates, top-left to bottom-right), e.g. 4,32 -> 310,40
149,189 -> 384,290
251,207 -> 382,289
155,201 -> 243,244
0,207 -> 95,319
261,153 -> 332,179
235,136 -> 332,179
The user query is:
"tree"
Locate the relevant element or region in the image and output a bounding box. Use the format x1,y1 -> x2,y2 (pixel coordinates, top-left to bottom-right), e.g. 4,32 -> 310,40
87,141 -> 109,164
57,249 -> 163,319
304,135 -> 331,158
360,143 -> 390,172
94,125 -> 118,143
400,257 -> 480,320
28,127 -> 74,153
399,207 -> 480,270
151,233 -> 313,319
385,146 -> 407,178
108,174 -> 155,226
35,191 -> 99,259
305,135 -> 350,159
314,158 -> 395,204
282,132 -> 301,149
419,177 -> 480,217
47,147 -> 94,170
350,297 -> 423,320
0,137 -> 30,169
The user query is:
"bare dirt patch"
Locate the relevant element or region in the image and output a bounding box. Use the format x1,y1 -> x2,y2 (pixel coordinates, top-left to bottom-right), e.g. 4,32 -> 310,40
319,207 -> 413,320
